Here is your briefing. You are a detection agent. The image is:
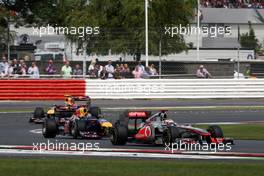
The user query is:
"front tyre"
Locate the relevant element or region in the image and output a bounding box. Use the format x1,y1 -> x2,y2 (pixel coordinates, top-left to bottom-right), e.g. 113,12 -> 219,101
207,125 -> 223,138
34,107 -> 45,119
111,126 -> 128,145
43,118 -> 57,138
71,121 -> 79,139
162,126 -> 181,146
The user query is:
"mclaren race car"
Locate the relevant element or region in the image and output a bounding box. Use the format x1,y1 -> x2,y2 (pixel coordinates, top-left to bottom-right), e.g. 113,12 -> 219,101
111,110 -> 234,146
29,95 -> 91,123
42,106 -> 112,139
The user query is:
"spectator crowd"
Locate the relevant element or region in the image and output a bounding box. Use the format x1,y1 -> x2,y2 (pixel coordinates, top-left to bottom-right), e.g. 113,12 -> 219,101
0,56 -> 158,79
86,59 -> 158,79
0,57 -> 39,79
201,0 -> 264,8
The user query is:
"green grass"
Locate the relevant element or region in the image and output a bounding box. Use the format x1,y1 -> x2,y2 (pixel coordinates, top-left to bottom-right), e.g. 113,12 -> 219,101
195,124 -> 264,140
0,158 -> 263,176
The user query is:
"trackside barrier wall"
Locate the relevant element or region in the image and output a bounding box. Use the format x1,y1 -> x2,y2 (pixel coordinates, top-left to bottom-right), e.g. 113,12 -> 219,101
85,79 -> 264,99
1,79 -> 264,100
0,80 -> 85,100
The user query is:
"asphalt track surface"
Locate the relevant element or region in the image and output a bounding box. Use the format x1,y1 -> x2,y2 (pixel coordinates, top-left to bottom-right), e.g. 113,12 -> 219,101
0,99 -> 264,155
1,99 -> 264,110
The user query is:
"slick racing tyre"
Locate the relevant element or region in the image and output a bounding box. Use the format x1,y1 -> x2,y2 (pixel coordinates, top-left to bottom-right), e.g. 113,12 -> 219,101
90,107 -> 102,118
34,107 -> 45,119
111,125 -> 128,145
116,112 -> 129,126
207,125 -> 224,138
43,118 -> 57,138
29,107 -> 45,123
162,126 -> 181,146
77,120 -> 86,132
71,121 -> 79,139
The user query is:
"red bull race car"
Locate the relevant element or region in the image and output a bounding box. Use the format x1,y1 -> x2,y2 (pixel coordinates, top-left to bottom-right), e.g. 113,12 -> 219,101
111,110 -> 234,146
42,106 -> 112,139
29,95 -> 92,123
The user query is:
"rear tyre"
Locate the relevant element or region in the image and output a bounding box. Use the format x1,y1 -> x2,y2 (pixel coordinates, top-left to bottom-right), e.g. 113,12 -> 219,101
43,118 -> 57,138
162,126 -> 181,146
207,125 -> 223,138
111,125 -> 128,145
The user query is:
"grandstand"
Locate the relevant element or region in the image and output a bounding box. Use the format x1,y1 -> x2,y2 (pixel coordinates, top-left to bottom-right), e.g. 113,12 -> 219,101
201,0 -> 264,8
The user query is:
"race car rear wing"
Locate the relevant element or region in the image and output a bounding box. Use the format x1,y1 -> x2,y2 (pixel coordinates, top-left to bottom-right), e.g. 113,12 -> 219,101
125,111 -> 151,119
64,95 -> 91,101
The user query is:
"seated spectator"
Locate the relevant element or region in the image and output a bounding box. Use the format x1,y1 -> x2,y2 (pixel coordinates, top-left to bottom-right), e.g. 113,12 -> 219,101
0,57 -> 9,78
114,66 -> 122,79
45,59 -> 57,75
88,60 -> 96,76
121,63 -> 131,78
99,66 -> 108,80
97,64 -> 104,78
196,65 -> 212,78
93,64 -> 101,78
105,60 -> 115,79
61,60 -> 72,78
120,64 -> 124,70
20,62 -> 28,76
137,61 -> 145,72
12,59 -> 21,75
18,60 -> 27,75
149,64 -> 158,76
132,66 -> 143,79
73,64 -> 83,77
28,62 -> 40,79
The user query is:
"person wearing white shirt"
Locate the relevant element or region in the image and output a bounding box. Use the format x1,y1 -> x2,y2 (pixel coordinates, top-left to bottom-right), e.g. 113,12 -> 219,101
0,57 -> 10,77
28,62 -> 40,79
105,60 -> 114,79
137,61 -> 145,72
61,60 -> 72,78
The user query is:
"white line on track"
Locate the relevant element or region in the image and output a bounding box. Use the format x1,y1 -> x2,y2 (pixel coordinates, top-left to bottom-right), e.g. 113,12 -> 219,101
30,129 -> 42,134
0,111 -> 32,114
0,149 -> 255,160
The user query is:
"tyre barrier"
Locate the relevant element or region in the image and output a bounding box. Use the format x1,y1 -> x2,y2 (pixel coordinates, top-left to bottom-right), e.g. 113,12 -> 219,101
0,79 -> 85,100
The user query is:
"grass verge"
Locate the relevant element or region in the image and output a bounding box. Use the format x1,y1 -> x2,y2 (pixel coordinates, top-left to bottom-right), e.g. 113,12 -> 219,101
195,124 -> 264,140
0,158 -> 263,176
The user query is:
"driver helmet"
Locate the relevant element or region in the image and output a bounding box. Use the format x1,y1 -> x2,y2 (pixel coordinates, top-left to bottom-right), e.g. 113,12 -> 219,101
65,97 -> 75,106
78,107 -> 88,118
160,112 -> 167,121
